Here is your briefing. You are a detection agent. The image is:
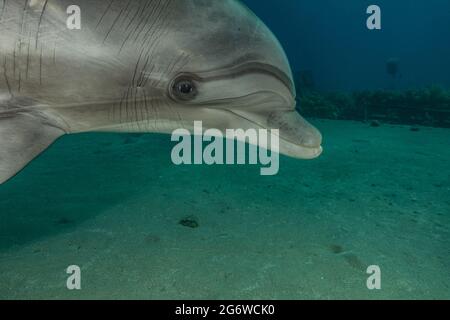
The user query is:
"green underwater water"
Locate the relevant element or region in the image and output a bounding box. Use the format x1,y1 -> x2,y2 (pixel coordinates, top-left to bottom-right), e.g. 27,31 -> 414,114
0,119 -> 449,299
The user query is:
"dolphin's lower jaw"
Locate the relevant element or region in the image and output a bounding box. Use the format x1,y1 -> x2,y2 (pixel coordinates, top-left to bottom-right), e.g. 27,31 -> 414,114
225,108 -> 323,160
91,104 -> 324,160
277,138 -> 323,160
267,110 -> 323,159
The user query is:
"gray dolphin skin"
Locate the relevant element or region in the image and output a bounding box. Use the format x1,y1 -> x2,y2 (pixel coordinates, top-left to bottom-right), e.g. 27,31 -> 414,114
0,0 -> 322,184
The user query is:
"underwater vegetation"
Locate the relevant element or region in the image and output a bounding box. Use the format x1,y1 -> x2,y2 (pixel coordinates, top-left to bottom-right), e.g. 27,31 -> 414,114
297,86 -> 450,128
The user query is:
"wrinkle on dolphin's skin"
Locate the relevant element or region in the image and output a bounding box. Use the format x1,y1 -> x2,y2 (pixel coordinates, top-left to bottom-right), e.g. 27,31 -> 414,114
0,0 -> 322,184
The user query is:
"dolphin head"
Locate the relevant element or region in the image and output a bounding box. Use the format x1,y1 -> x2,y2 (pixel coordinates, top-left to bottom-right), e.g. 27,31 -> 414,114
12,0 -> 322,160
0,0 -> 323,185
131,0 -> 323,159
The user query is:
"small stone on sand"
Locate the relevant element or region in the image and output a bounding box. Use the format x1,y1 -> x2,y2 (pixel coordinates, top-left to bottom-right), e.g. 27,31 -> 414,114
179,215 -> 199,228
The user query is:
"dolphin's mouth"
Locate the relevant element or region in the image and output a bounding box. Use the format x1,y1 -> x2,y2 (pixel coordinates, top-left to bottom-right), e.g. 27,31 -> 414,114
275,133 -> 323,160
227,108 -> 323,160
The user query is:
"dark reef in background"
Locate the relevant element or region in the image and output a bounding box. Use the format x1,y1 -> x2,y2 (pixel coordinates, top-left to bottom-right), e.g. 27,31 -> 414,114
296,85 -> 450,128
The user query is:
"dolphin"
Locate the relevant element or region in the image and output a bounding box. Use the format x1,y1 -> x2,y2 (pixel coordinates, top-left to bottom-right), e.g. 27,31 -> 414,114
0,0 -> 322,184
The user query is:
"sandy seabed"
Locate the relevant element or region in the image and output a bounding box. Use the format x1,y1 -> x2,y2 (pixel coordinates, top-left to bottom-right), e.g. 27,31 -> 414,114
0,119 -> 448,299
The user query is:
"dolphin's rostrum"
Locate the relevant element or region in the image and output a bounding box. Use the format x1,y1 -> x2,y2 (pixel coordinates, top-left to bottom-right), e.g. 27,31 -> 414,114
0,0 -> 322,184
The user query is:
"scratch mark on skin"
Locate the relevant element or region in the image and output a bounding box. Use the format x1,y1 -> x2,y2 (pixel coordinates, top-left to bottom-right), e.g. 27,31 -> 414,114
137,55 -> 150,88
96,0 -> 115,29
140,62 -> 155,88
118,0 -> 135,29
26,35 -> 31,79
137,29 -> 166,73
52,39 -> 56,64
120,0 -> 133,26
131,31 -> 166,89
124,86 -> 131,128
103,1 -> 131,44
134,86 -> 141,131
118,90 -> 127,124
142,90 -> 152,131
131,46 -> 145,88
139,0 -> 173,47
35,0 -> 49,49
12,43 -> 16,78
129,0 -> 154,39
20,0 -> 30,43
130,51 -> 144,130
119,0 -> 153,52
18,70 -> 21,92
123,0 -> 144,33
132,0 -> 163,43
3,56 -> 13,98
39,45 -> 43,84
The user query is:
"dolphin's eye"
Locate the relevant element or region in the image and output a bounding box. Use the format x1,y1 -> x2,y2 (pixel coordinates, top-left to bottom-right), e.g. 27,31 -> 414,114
177,81 -> 194,94
171,78 -> 197,101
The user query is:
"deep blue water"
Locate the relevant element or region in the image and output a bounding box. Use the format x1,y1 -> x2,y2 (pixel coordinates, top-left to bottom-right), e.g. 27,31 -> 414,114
243,0 -> 450,91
